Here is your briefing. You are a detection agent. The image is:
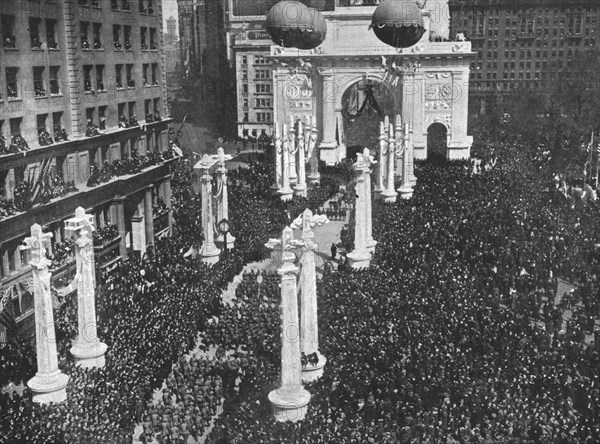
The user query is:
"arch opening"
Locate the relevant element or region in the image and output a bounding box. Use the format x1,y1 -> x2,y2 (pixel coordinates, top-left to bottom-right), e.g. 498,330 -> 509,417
341,79 -> 395,160
427,122 -> 448,161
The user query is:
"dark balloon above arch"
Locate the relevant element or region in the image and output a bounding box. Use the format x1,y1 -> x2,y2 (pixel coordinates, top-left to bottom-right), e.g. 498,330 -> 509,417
266,1 -> 327,50
370,0 -> 426,49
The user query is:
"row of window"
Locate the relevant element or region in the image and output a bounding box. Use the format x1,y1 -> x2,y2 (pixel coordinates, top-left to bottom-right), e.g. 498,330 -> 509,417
465,12 -> 596,29
242,97 -> 273,109
471,71 -> 567,81
81,22 -> 158,51
1,15 -> 159,52
242,112 -> 272,123
240,69 -> 272,81
240,55 -> 273,66
1,97 -> 160,146
1,63 -> 160,101
79,0 -> 156,13
240,83 -> 273,95
472,36 -> 596,49
2,16 -> 58,50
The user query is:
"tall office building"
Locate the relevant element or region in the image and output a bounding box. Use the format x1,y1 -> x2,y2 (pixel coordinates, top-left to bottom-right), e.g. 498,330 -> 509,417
177,0 -> 194,72
0,0 -> 174,340
449,0 -> 600,113
166,15 -> 177,40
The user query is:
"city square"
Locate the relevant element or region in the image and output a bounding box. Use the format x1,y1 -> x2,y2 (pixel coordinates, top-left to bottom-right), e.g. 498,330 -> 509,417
0,0 -> 599,443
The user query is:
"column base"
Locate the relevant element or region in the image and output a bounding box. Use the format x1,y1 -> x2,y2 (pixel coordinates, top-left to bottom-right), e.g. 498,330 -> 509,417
270,184 -> 280,194
347,250 -> 372,269
397,185 -> 414,199
301,352 -> 326,384
294,184 -> 307,198
28,370 -> 69,404
216,234 -> 236,250
200,243 -> 221,264
308,173 -> 320,184
366,240 -> 377,255
278,187 -> 294,202
71,340 -> 108,369
268,386 -> 311,422
381,189 -> 398,203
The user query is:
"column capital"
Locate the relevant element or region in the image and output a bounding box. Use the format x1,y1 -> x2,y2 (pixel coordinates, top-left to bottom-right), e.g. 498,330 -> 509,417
112,195 -> 126,204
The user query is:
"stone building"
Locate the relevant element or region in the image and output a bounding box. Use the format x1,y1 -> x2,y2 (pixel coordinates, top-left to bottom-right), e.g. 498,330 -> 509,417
270,0 -> 474,163
449,0 -> 600,114
0,0 -> 173,341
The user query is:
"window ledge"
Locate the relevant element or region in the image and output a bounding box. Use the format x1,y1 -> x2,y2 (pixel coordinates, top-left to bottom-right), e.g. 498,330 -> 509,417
3,47 -> 19,51
7,97 -> 22,102
50,93 -> 63,98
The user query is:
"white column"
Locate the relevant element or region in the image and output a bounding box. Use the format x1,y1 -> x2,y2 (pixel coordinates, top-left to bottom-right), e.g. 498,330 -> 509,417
268,227 -> 311,422
347,149 -> 374,269
23,225 -> 69,404
307,115 -> 320,184
215,147 -> 235,249
272,123 -> 283,192
382,123 -> 398,203
364,157 -> 377,254
197,155 -> 220,264
295,119 -> 307,197
394,115 -> 403,176
291,209 -> 329,383
288,115 -> 298,184
278,123 -> 294,201
377,117 -> 389,196
319,72 -> 339,165
398,122 -> 415,199
66,207 -> 108,368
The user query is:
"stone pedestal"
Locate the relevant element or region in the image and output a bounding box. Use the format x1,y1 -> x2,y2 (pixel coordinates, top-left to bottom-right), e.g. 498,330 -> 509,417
288,116 -> 298,185
278,123 -> 294,201
348,149 -> 376,269
269,227 -> 311,422
382,122 -> 398,204
307,116 -> 320,184
195,155 -> 221,264
23,224 -> 69,404
398,123 -> 415,199
214,148 -> 236,250
65,207 -> 108,369
294,119 -> 307,197
291,210 -> 329,383
272,124 -> 283,193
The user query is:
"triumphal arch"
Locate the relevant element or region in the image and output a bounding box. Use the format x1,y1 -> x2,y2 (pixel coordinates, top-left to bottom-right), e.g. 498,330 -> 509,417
269,1 -> 474,165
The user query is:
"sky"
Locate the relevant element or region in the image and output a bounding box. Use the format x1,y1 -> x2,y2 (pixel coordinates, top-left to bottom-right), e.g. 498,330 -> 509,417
162,0 -> 179,34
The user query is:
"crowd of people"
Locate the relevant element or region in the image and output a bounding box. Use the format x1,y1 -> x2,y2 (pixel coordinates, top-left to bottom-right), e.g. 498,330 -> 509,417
0,154 -> 346,443
2,118 -> 598,443
199,138 -> 598,442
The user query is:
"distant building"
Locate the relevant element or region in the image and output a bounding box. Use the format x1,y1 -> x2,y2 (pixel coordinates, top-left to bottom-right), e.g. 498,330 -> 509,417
177,0 -> 195,73
227,0 -> 287,138
0,0 -> 174,341
449,0 -> 600,114
166,15 -> 177,39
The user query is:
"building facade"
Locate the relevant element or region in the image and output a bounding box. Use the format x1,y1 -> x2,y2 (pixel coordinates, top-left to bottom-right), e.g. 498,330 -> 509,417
449,0 -> 600,114
177,0 -> 194,74
269,1 -> 473,163
190,0 -> 232,105
0,0 -> 173,340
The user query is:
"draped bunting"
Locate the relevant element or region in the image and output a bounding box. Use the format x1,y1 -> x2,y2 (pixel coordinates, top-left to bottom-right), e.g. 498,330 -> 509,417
342,85 -> 385,122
